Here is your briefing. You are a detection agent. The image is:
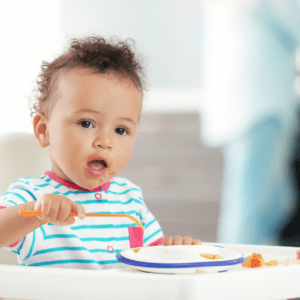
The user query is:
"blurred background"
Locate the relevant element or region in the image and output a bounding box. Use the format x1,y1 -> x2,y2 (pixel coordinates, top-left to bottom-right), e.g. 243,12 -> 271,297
0,0 -> 299,245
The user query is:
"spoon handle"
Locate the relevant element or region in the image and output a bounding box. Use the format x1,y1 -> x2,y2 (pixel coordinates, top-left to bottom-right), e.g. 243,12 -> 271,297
19,209 -> 145,230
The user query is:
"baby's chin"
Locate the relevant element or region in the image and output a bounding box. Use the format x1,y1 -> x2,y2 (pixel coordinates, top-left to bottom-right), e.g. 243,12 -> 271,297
78,175 -> 110,191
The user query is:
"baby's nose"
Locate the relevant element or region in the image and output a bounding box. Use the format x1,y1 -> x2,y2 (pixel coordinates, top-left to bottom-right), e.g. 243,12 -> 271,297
95,132 -> 113,149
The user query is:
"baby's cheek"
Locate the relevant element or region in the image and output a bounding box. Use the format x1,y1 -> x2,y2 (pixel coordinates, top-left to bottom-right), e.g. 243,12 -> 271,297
0,206 -> 19,247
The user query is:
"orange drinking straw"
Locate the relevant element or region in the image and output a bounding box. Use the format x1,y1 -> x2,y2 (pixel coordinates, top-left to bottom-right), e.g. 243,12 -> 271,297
19,209 -> 145,230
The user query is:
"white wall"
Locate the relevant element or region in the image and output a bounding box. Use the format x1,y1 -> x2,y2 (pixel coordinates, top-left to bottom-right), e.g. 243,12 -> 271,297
0,0 -> 203,136
61,0 -> 202,89
0,0 -> 64,136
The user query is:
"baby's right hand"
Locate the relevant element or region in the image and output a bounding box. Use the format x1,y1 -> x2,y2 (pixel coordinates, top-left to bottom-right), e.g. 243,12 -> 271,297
34,194 -> 85,226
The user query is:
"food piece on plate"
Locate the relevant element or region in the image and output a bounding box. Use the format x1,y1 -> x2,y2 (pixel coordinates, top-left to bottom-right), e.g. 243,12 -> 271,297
200,253 -> 224,259
242,253 -> 265,268
200,253 -> 214,259
265,260 -> 278,266
133,248 -> 141,253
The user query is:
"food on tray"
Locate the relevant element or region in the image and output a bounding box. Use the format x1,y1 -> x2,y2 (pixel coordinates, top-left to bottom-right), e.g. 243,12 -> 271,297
283,258 -> 300,266
265,259 -> 278,266
242,253 -> 265,268
241,253 -> 300,268
200,253 -> 224,259
133,248 -> 141,253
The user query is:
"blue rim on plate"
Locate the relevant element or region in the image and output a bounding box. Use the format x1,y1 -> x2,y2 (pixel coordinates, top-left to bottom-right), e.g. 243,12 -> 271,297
116,251 -> 246,269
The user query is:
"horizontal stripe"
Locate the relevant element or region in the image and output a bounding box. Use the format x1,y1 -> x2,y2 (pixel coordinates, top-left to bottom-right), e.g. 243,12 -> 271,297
36,183 -> 50,188
48,224 -> 136,229
144,218 -> 156,229
5,200 -> 18,206
45,209 -> 142,221
110,181 -> 127,186
27,259 -> 121,267
105,188 -> 140,195
16,188 -> 37,201
34,246 -> 126,256
44,234 -> 129,242
144,228 -> 163,244
3,192 -> 28,203
74,198 -> 143,206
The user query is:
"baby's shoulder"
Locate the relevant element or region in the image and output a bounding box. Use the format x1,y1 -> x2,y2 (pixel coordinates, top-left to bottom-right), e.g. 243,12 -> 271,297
8,176 -> 44,190
110,176 -> 142,193
1,176 -> 46,203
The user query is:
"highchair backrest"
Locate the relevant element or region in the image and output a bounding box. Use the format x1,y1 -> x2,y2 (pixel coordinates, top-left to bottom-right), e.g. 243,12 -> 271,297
0,131 -> 51,265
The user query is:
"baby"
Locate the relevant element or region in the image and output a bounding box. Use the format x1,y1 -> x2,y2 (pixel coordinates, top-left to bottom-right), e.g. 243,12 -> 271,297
0,36 -> 201,270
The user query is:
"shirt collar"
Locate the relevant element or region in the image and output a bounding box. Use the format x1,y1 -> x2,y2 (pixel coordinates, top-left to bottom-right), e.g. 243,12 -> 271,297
44,171 -> 110,192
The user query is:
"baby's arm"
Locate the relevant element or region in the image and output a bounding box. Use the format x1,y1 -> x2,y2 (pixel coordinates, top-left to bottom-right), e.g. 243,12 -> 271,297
0,193 -> 85,248
0,200 -> 46,248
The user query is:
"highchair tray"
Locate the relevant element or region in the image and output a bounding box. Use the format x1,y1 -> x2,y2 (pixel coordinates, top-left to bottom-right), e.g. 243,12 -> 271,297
0,242 -> 299,300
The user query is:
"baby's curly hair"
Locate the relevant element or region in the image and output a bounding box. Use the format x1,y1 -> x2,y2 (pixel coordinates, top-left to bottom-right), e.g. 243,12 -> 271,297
28,35 -> 149,120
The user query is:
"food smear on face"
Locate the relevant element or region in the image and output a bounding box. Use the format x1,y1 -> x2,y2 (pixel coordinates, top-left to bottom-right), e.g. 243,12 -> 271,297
200,253 -> 224,259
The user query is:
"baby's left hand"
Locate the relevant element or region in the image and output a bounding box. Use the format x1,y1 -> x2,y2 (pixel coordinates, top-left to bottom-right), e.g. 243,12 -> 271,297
157,235 -> 202,246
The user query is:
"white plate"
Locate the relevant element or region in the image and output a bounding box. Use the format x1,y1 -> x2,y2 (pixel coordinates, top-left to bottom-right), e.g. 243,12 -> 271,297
116,245 -> 247,274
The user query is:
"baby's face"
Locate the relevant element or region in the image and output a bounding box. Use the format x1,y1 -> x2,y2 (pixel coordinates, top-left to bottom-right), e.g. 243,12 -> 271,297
34,70 -> 142,190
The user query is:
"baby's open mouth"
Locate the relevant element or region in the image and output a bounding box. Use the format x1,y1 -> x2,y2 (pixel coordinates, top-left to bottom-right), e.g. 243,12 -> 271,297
87,160 -> 107,170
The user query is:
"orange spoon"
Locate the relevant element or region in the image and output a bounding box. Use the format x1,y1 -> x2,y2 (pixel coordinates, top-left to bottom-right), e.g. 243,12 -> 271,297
19,209 -> 145,230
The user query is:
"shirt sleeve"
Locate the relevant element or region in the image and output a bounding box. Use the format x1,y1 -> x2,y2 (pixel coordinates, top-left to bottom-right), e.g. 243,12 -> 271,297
135,188 -> 164,247
0,183 -> 44,261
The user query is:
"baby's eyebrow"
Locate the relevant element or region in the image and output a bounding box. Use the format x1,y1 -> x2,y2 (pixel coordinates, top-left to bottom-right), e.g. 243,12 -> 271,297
75,108 -> 99,114
119,117 -> 137,126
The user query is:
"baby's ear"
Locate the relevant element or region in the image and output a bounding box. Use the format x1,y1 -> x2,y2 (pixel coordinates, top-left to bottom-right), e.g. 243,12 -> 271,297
33,113 -> 50,148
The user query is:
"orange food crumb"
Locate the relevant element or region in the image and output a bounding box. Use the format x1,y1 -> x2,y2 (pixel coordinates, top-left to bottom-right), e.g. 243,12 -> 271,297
265,260 -> 278,266
133,248 -> 141,253
242,253 -> 265,268
200,253 -> 224,259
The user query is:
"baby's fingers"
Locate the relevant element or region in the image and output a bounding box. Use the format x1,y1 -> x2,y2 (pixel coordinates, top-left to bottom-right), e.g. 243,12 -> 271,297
57,201 -> 74,225
192,239 -> 202,245
73,203 -> 86,220
40,195 -> 52,217
183,236 -> 193,245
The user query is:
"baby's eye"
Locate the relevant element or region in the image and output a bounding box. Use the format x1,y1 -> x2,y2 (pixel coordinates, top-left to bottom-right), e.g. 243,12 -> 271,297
115,127 -> 128,135
79,120 -> 93,129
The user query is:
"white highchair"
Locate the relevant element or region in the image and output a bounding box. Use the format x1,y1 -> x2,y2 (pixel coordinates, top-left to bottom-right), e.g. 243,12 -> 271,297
0,131 -> 51,300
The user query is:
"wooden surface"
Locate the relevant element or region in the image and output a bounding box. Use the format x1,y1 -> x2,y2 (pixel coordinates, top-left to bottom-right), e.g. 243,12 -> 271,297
119,113 -> 224,242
